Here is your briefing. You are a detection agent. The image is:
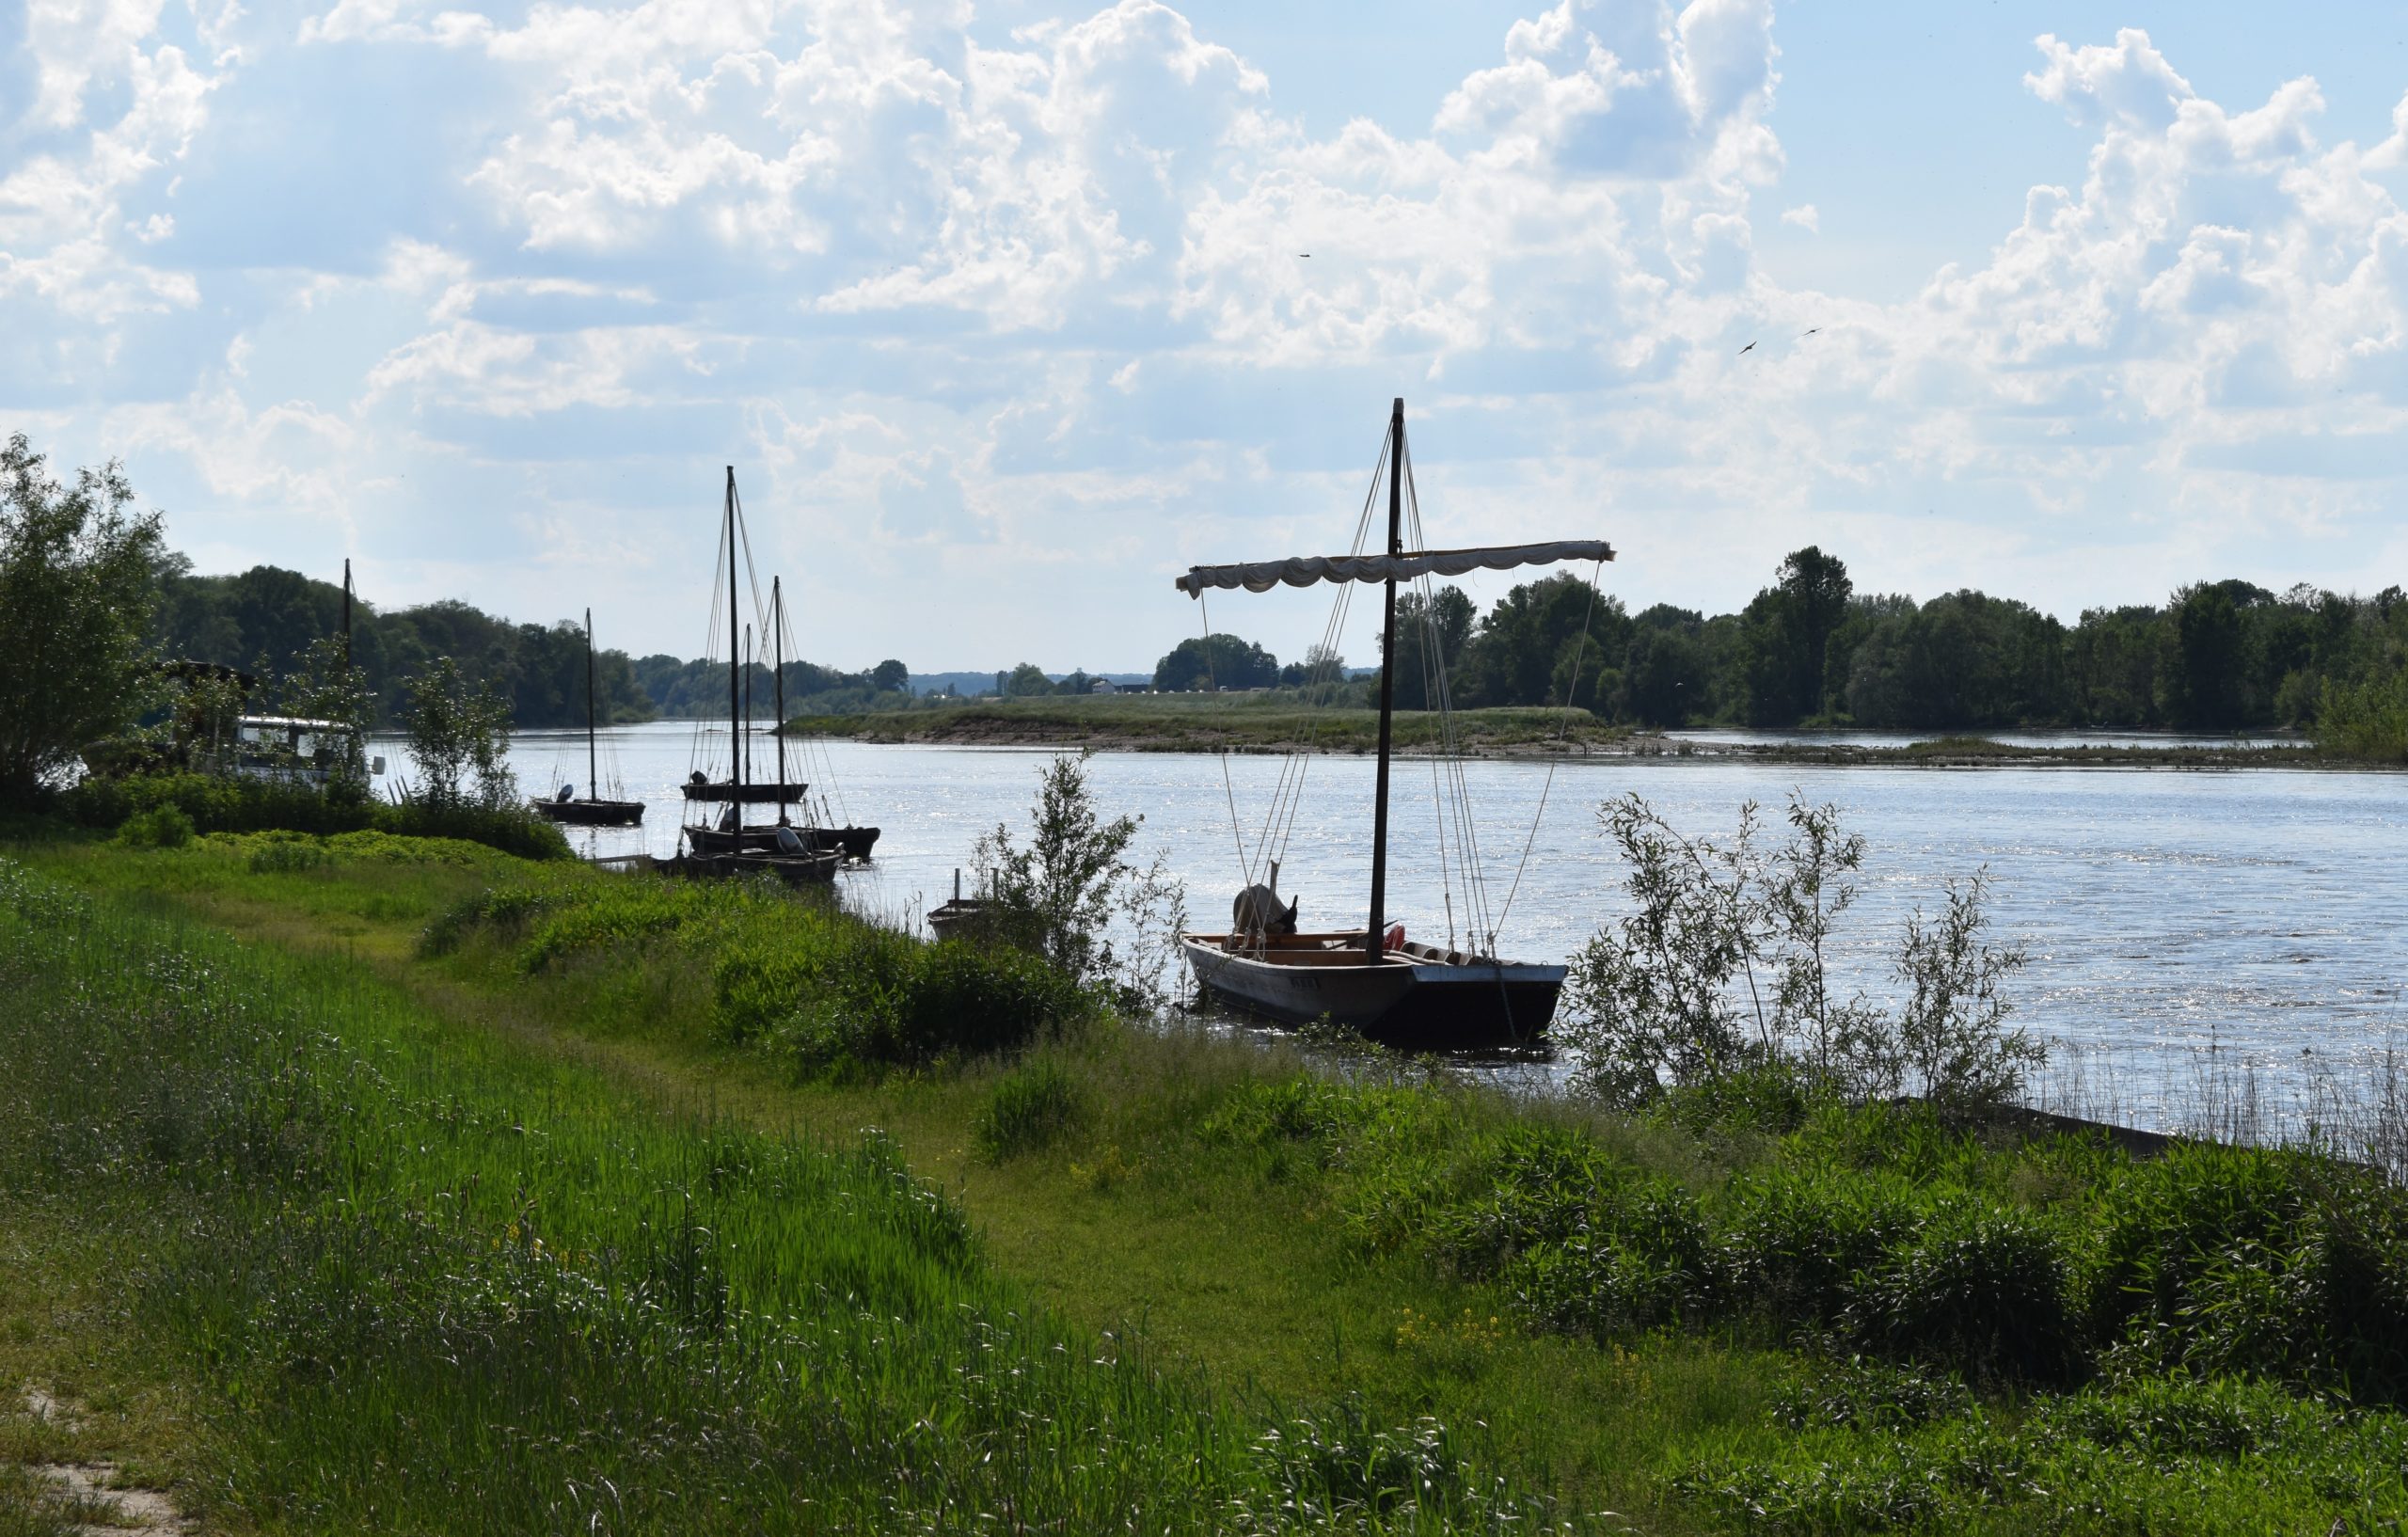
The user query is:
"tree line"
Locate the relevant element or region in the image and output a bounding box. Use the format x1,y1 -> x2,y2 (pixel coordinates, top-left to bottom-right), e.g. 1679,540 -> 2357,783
1148,546 -> 2408,748
149,557 -> 913,729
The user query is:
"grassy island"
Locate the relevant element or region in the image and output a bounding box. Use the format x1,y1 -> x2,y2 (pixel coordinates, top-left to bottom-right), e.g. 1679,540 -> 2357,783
4,825 -> 2406,1534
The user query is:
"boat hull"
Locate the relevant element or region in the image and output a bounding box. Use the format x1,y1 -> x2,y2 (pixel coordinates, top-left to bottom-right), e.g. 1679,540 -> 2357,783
685,824 -> 784,856
686,823 -> 877,860
680,782 -> 809,804
670,848 -> 839,884
800,825 -> 880,860
531,797 -> 646,827
926,896 -> 988,942
1180,933 -> 1561,1050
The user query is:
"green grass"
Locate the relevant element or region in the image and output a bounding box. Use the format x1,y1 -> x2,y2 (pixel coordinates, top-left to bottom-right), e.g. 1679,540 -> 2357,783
790,694 -> 1628,753
9,830 -> 2408,1532
0,855 -> 1578,1533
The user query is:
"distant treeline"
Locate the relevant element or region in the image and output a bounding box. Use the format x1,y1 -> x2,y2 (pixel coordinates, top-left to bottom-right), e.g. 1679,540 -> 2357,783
152,548 -> 2408,751
150,557 -> 911,729
1152,546 -> 2408,742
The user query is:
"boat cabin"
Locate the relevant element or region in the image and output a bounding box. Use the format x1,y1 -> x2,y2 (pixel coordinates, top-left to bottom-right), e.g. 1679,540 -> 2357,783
215,716 -> 385,786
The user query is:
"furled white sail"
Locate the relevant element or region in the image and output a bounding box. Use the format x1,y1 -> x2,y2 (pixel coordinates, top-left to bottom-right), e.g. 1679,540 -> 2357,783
1175,540 -> 1614,597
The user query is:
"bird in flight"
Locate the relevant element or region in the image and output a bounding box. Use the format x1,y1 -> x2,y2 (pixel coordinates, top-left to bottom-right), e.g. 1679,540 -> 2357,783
1298,253 -> 1311,259
1737,341 -> 1757,357
1798,326 -> 1821,338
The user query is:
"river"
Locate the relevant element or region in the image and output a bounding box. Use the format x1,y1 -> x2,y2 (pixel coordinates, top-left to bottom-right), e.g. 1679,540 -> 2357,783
373,720 -> 2405,1135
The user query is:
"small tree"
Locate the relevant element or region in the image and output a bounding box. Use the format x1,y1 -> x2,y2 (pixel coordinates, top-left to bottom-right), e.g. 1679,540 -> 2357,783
1559,795 -> 1774,1104
280,635 -> 375,799
972,752 -> 1185,1009
404,658 -> 515,810
1561,791 -> 2041,1118
1891,872 -> 2037,1116
0,435 -> 166,801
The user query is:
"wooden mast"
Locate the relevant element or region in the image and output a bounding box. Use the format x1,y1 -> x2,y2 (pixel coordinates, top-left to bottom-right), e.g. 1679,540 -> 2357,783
725,467 -> 742,802
771,577 -> 787,826
1365,397 -> 1403,963
583,608 -> 598,800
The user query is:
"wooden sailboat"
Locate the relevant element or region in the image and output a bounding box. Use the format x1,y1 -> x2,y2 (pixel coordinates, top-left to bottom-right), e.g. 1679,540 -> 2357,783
531,608 -> 645,827
1175,398 -> 1611,1050
678,468 -> 836,883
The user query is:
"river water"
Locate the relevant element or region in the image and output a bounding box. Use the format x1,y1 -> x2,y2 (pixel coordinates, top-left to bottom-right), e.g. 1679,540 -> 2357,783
375,721 -> 2405,1134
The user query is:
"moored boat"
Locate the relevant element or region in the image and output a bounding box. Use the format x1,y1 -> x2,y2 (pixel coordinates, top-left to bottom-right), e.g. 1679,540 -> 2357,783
531,608 -> 645,828
1173,398 -> 1612,1049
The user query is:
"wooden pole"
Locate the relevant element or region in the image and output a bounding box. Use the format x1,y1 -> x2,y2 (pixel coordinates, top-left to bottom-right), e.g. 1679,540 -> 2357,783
772,578 -> 787,824
726,467 -> 742,800
584,608 -> 598,800
1366,397 -> 1403,963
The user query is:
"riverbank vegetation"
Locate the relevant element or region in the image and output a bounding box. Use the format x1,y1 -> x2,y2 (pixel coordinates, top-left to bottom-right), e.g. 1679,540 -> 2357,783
7,804 -> 2408,1532
793,694 -> 1631,753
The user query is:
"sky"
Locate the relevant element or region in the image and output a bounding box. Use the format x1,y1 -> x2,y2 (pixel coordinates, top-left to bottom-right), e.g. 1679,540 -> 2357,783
8,0 -> 2408,673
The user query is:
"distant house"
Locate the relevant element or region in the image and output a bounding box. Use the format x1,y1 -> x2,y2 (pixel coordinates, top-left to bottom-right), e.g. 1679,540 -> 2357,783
1090,678 -> 1117,694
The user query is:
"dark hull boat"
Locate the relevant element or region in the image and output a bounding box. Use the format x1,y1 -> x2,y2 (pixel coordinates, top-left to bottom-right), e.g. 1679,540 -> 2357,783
1180,932 -> 1560,1050
680,781 -> 809,804
533,796 -> 645,827
1173,399 -> 1606,1051
800,824 -> 879,860
672,848 -> 838,884
681,798 -> 876,863
532,608 -> 645,828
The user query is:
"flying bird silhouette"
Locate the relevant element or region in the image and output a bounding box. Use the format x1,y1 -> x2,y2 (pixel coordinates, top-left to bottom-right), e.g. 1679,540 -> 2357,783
1737,341 -> 1757,357
1798,327 -> 1821,337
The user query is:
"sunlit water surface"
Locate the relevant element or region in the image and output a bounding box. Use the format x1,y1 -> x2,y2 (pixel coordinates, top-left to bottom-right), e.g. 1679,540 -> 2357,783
376,721 -> 2406,1134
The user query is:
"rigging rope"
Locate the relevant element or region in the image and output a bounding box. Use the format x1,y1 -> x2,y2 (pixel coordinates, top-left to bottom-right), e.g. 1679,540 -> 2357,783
1493,558 -> 1607,941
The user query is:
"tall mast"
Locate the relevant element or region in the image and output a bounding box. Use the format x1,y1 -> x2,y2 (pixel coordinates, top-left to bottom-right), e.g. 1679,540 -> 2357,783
1366,397 -> 1403,964
771,577 -> 787,825
341,559 -> 353,673
742,625 -> 754,789
725,467 -> 742,800
584,608 -> 598,800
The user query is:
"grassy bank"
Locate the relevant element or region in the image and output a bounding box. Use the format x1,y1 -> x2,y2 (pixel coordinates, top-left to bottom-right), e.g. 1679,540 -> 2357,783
8,830 -> 2408,1532
0,846 -> 1571,1533
790,694 -> 1630,754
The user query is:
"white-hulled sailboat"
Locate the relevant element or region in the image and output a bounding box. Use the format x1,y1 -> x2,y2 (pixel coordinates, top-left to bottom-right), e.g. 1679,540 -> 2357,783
1174,398 -> 1612,1049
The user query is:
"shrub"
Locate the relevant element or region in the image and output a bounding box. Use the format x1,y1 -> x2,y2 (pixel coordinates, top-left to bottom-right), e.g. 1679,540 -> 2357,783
1858,1198 -> 2078,1383
1719,1165 -> 1914,1329
117,801 -> 194,848
246,832 -> 331,873
63,770 -> 569,860
717,923 -> 1086,1077
974,1059 -> 1092,1163
1772,1355 -> 1974,1433
2091,1145 -> 2408,1401
1507,1178 -> 1719,1339
1561,791 -> 2039,1116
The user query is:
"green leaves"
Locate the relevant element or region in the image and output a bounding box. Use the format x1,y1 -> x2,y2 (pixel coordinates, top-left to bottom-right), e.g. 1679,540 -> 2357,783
0,433 -> 166,802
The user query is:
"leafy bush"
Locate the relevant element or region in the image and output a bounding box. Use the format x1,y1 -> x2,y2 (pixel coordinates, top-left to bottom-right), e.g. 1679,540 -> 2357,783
2316,667 -> 2408,762
974,1058 -> 1092,1162
1719,1165 -> 1914,1328
2091,1145 -> 2408,1399
60,770 -> 570,860
969,752 -> 1184,1009
1857,1198 -> 2079,1383
1562,791 -> 2037,1118
1771,1355 -> 1973,1433
245,832 -> 331,873
116,801 -> 194,848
